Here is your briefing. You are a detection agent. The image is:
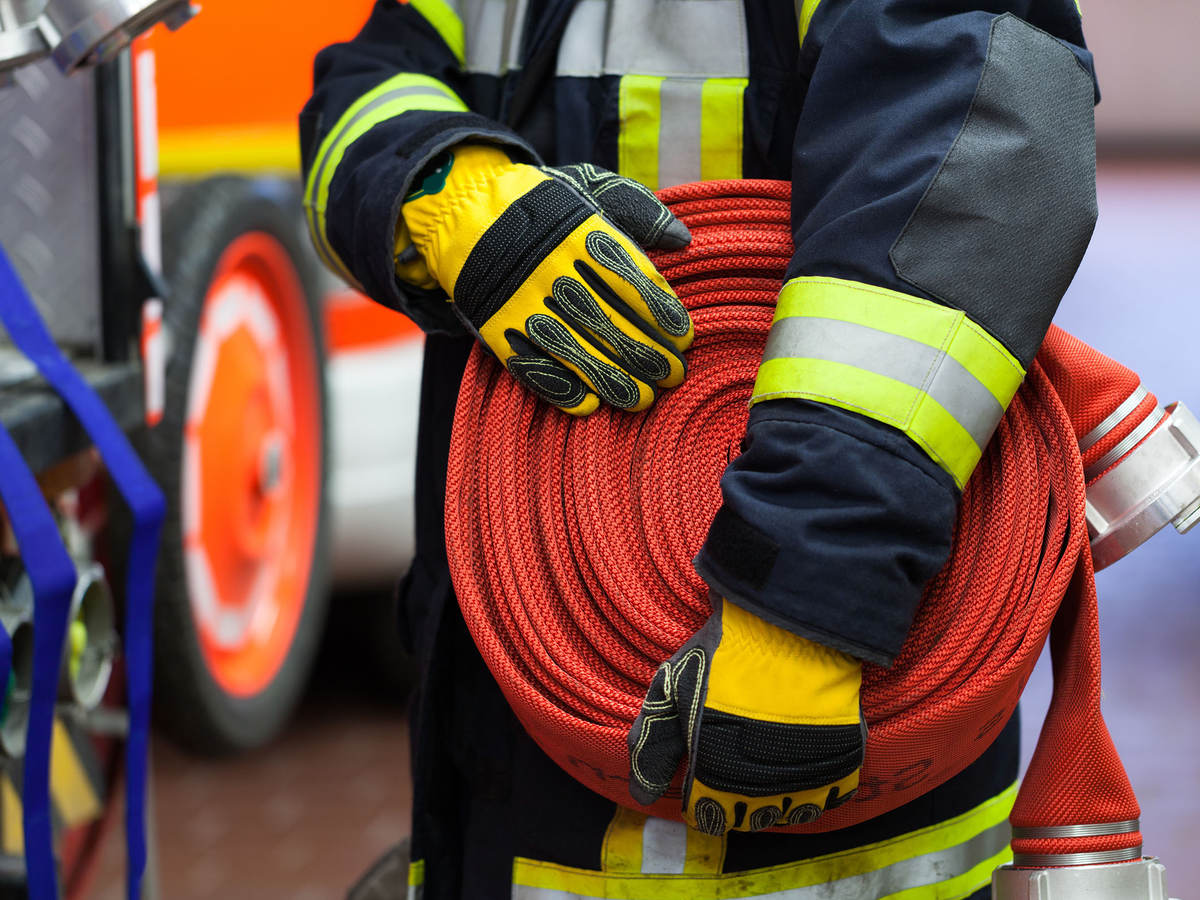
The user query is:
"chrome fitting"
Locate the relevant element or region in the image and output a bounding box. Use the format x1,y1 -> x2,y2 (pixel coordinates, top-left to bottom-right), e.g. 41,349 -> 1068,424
40,0 -> 197,72
993,857 -> 1176,900
0,2 -> 51,81
1087,401 -> 1200,570
59,563 -> 117,710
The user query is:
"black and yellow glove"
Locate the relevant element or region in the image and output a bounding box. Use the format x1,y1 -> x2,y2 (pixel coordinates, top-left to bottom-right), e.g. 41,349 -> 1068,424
628,596 -> 865,835
401,145 -> 693,415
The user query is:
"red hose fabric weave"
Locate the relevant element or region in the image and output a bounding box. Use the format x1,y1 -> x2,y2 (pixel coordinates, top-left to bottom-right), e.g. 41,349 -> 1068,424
446,180 -> 1140,840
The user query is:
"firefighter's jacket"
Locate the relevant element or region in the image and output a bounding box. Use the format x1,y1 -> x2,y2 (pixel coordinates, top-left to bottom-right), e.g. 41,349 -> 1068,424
300,0 -> 1096,895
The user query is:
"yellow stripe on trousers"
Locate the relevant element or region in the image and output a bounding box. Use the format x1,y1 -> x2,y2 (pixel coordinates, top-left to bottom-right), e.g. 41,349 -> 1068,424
513,782 -> 1016,898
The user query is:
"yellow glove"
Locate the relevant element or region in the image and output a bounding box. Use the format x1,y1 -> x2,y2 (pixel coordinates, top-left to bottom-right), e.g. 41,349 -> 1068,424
628,597 -> 865,835
401,145 -> 693,415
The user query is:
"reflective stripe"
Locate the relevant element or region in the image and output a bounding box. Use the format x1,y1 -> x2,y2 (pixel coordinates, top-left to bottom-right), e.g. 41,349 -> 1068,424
407,858 -> 425,900
303,74 -> 467,286
557,0 -> 608,77
604,0 -> 749,78
795,0 -> 822,48
753,277 -> 1025,488
619,74 -> 747,190
462,0 -> 528,74
1078,384 -> 1147,453
410,0 -> 465,65
642,817 -> 687,874
659,79 -> 703,188
602,807 -> 725,875
513,782 -> 1016,899
700,78 -> 746,181
763,317 -> 1006,448
618,75 -> 663,189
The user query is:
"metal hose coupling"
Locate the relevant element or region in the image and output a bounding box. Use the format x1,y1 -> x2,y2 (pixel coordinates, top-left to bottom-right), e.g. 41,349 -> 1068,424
60,563 -> 118,710
1086,400 -> 1200,570
0,563 -> 35,758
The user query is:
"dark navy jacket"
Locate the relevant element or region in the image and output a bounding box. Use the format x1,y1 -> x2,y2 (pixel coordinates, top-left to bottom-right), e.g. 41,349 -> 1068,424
300,0 -> 1097,664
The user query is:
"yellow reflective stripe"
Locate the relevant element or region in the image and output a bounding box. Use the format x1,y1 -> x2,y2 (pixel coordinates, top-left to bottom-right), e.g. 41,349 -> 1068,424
797,0 -> 822,47
50,719 -> 101,827
755,277 -> 1024,487
407,857 -> 425,900
700,78 -> 746,181
683,825 -> 724,874
304,73 -> 468,286
618,75 -> 663,190
1,776 -> 22,856
513,783 -> 1017,898
602,807 -> 724,874
409,0 -> 466,65
602,807 -> 646,872
755,357 -> 984,487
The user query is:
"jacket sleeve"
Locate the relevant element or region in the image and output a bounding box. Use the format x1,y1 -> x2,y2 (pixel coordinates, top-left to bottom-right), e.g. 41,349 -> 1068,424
299,0 -> 540,334
694,0 -> 1097,665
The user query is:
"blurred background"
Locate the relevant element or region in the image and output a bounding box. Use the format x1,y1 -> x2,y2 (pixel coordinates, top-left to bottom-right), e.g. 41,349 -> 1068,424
101,1 -> 1200,896
0,0 -> 1194,896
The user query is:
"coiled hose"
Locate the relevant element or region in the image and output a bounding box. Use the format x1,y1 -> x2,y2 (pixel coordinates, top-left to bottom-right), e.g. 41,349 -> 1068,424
446,180 -> 1142,857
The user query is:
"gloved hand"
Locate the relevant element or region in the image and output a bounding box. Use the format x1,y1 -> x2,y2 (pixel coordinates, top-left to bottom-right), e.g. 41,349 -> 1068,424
628,595 -> 865,835
400,145 -> 693,415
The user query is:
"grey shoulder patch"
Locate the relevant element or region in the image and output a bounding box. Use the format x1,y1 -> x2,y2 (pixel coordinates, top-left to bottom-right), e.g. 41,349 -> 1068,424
889,14 -> 1097,367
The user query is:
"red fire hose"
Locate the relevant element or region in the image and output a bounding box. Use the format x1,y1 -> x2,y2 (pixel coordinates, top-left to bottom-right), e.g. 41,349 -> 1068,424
446,180 -> 1144,859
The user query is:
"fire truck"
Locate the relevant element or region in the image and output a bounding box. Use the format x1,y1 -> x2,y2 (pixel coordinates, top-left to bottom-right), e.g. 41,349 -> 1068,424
0,0 -> 418,891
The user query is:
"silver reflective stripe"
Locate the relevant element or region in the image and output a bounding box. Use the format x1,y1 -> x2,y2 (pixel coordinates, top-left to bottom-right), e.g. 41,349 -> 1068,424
462,0 -> 529,74
1078,385 -> 1147,453
763,316 -> 1006,449
658,78 -> 704,187
557,0 -> 609,77
513,819 -> 1011,899
503,0 -> 530,71
640,817 -> 687,874
603,0 -> 748,77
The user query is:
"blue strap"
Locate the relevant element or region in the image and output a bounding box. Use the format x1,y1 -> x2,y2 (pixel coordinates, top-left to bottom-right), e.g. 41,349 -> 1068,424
0,245 -> 164,900
0,408 -> 76,898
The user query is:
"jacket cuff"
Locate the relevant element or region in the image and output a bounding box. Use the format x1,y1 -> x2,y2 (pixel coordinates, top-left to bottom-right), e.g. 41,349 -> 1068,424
693,400 -> 958,666
324,109 -> 540,335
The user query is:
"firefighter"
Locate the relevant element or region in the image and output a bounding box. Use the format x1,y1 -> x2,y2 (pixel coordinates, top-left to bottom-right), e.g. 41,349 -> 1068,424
300,1 -> 1097,896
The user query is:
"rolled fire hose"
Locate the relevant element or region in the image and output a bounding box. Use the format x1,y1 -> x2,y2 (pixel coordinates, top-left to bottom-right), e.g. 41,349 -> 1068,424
446,180 -> 1144,861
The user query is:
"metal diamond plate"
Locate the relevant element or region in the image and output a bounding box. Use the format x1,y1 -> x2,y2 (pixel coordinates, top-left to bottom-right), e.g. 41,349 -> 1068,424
0,57 -> 102,350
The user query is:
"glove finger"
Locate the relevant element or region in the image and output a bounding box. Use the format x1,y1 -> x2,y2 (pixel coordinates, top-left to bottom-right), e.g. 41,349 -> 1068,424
546,274 -> 683,388
521,315 -> 657,412
548,164 -> 691,250
628,664 -> 687,806
582,231 -> 693,363
503,331 -> 599,415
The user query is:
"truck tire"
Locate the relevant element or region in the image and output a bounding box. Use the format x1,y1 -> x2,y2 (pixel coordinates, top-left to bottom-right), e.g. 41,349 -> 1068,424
151,176 -> 330,754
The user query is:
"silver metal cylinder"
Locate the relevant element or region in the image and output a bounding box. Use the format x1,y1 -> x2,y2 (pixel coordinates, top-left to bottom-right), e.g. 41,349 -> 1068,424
1087,401 -> 1200,570
993,857 -> 1177,900
0,1 -> 51,81
40,0 -> 195,72
59,563 -> 117,710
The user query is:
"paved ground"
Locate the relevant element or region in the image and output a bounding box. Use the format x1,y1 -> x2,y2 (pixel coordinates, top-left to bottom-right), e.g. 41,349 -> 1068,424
93,161 -> 1199,898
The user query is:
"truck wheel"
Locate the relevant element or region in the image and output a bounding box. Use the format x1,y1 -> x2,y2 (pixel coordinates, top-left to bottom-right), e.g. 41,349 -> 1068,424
151,177 -> 330,754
